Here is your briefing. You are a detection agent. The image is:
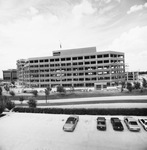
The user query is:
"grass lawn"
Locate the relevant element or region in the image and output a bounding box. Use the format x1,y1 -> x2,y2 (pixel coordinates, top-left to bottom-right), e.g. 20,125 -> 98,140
5,88 -> 147,101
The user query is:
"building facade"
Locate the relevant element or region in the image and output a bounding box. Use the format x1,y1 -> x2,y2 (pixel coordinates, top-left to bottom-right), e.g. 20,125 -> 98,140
17,47 -> 125,90
3,69 -> 17,82
125,71 -> 139,82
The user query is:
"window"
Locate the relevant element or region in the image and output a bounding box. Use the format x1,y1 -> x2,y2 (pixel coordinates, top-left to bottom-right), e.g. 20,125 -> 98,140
97,55 -> 102,58
78,62 -> 83,65
98,61 -> 103,64
85,62 -> 90,65
40,60 -> 44,63
78,56 -> 83,60
90,55 -> 96,59
84,56 -> 89,59
66,57 -> 71,61
55,58 -> 59,62
72,57 -> 77,60
104,54 -> 109,58
61,58 -> 65,61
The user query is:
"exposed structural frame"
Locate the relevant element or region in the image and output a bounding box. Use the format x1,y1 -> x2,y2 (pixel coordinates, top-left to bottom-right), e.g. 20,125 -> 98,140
17,47 -> 125,90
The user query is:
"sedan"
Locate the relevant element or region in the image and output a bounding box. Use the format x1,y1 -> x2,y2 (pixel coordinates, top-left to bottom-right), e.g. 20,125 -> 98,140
97,117 -> 106,131
138,119 -> 147,131
124,117 -> 140,132
111,117 -> 124,131
63,115 -> 79,132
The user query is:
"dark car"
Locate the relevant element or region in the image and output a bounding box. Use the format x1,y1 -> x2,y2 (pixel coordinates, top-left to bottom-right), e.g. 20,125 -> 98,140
111,117 -> 124,131
63,116 -> 79,132
97,117 -> 106,131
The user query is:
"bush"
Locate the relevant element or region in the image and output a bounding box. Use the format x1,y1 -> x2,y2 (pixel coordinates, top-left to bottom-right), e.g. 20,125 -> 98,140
5,100 -> 15,110
12,107 -> 147,116
0,101 -> 4,114
57,85 -> 66,93
127,82 -> 133,92
0,87 -> 2,95
27,97 -> 37,108
19,96 -> 24,104
9,91 -> 15,96
32,90 -> 38,97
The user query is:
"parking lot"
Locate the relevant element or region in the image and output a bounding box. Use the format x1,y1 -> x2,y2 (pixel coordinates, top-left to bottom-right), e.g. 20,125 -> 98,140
0,112 -> 147,150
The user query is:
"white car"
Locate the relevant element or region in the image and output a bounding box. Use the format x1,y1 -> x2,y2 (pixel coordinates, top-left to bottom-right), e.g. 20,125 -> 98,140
63,116 -> 79,132
138,119 -> 147,131
124,117 -> 140,132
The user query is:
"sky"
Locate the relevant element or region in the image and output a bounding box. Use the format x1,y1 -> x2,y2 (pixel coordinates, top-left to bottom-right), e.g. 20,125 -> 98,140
0,0 -> 147,78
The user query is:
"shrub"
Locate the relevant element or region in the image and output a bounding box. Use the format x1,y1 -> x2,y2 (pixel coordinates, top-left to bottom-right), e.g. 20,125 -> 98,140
9,91 -> 15,96
0,87 -> 2,95
27,97 -> 37,108
142,78 -> 147,88
12,107 -> 147,116
5,100 -> 15,110
0,100 -> 4,114
127,82 -> 132,92
19,96 -> 24,104
32,90 -> 38,97
134,82 -> 140,89
57,85 -> 66,93
0,96 -> 8,113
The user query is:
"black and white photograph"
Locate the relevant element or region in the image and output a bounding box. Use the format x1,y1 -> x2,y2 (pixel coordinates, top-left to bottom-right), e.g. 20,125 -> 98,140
0,0 -> 147,150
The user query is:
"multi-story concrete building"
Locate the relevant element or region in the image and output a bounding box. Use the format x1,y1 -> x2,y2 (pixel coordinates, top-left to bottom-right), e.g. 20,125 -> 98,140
17,47 -> 125,90
3,69 -> 17,82
125,71 -> 139,82
17,59 -> 26,86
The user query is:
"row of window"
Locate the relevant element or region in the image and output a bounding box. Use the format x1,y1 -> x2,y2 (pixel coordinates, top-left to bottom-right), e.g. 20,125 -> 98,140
25,75 -> 124,83
39,83 -> 94,88
29,62 -> 124,69
29,54 -> 124,63
23,71 -> 124,79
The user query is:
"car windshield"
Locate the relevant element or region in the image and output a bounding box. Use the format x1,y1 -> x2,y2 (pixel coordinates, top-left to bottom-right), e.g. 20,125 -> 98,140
66,118 -> 76,124
115,122 -> 122,126
98,121 -> 105,125
130,121 -> 137,125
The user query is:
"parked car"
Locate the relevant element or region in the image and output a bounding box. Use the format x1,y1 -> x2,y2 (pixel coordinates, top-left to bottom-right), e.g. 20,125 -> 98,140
111,117 -> 124,131
138,119 -> 147,131
63,116 -> 79,132
124,117 -> 140,132
97,117 -> 106,130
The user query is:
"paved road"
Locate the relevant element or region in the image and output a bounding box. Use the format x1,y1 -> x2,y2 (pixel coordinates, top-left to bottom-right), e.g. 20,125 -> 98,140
14,95 -> 147,107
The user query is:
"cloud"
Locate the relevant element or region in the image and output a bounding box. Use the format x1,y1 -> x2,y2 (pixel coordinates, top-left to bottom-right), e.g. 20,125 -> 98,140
127,2 -> 147,14
72,0 -> 96,20
108,26 -> 147,71
27,6 -> 39,16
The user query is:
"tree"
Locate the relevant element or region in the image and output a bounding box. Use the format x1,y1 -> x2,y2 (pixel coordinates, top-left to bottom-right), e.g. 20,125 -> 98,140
45,86 -> 51,103
0,96 -> 5,114
9,91 -> 15,97
57,85 -> 66,93
32,90 -> 38,97
19,96 -> 24,104
0,86 -> 2,95
133,82 -> 140,89
120,81 -> 125,92
126,82 -> 133,92
4,85 -> 9,93
27,97 -> 37,108
5,100 -> 15,111
142,78 -> 147,88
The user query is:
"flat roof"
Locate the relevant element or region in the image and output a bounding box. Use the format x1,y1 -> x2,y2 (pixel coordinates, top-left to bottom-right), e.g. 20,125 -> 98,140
26,47 -> 124,60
